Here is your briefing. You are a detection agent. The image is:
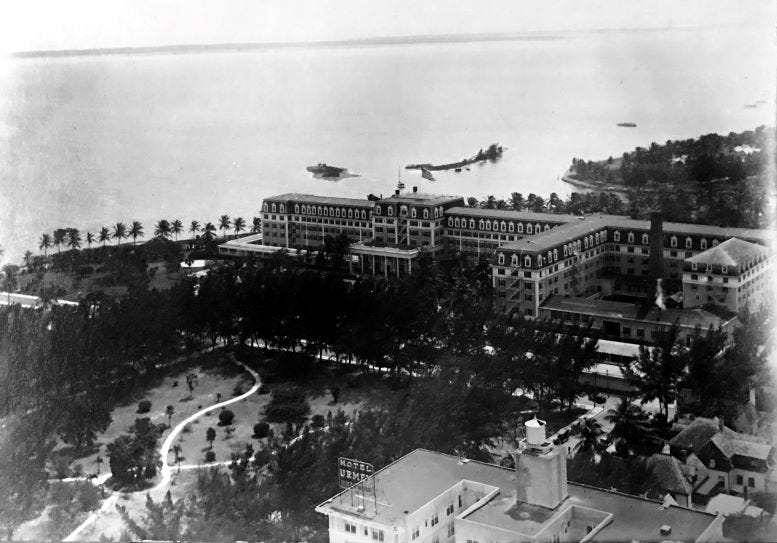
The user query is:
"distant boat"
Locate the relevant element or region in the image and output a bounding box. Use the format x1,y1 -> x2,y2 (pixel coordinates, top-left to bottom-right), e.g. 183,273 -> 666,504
454,168 -> 462,172
397,181 -> 405,189
617,122 -> 637,128
744,104 -> 758,109
306,163 -> 346,177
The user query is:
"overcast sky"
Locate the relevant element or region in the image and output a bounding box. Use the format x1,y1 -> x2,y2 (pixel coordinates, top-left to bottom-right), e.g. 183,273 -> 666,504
2,0 -> 775,53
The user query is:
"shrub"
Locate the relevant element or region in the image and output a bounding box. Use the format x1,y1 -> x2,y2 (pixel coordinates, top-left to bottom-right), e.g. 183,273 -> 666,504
253,422 -> 270,439
258,384 -> 270,395
311,414 -> 326,429
218,409 -> 235,426
205,451 -> 216,463
265,386 -> 311,424
137,400 -> 152,414
233,383 -> 244,396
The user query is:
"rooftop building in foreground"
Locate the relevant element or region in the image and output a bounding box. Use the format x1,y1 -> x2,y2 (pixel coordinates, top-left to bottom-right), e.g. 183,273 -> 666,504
316,420 -> 724,543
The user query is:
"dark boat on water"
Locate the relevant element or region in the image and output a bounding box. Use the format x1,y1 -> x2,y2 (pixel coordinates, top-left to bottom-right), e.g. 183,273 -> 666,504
306,163 -> 346,177
617,122 -> 637,128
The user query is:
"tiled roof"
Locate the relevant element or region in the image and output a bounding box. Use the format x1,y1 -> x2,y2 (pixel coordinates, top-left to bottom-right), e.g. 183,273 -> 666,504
499,216 -> 612,252
686,237 -> 769,267
647,454 -> 694,496
265,193 -> 373,206
669,418 -> 721,451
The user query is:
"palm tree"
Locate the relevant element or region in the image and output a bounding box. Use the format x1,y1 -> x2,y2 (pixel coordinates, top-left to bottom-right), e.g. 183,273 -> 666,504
233,217 -> 246,237
67,228 -> 81,250
95,455 -> 103,475
605,398 -> 650,455
218,214 -> 231,239
129,221 -> 144,245
172,444 -> 182,473
53,228 -> 67,254
572,417 -> 604,458
203,222 -> 217,241
154,219 -> 171,239
38,233 -> 52,257
251,217 -> 262,234
113,222 -> 127,245
23,250 -> 32,268
98,227 -> 110,246
171,219 -> 183,241
85,232 -> 95,250
189,220 -> 201,238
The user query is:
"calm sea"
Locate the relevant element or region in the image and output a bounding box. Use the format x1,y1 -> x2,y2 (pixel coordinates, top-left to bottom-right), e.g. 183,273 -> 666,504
0,25 -> 773,263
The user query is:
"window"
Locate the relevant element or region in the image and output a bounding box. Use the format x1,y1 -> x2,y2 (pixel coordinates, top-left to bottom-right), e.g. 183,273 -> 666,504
508,222 -> 514,232
535,223 -> 541,233
388,206 -> 393,216
294,204 -> 299,213
271,203 -> 277,212
479,220 -> 485,230
710,459 -> 716,468
722,266 -> 728,274
584,237 -> 589,249
511,254 -> 519,266
362,210 -> 367,219
736,475 -> 744,485
458,495 -> 462,508
670,236 -> 677,248
447,525 -> 455,537
537,256 -> 543,267
636,328 -> 645,337
262,203 -> 268,211
553,249 -> 558,261
642,233 -> 649,244
412,527 -> 420,539
748,477 -> 755,488
524,256 -> 531,267
372,529 -> 385,541
713,239 -> 719,247
563,245 -> 568,257
469,219 -> 475,229
613,231 -> 621,242
517,222 -> 524,233
411,208 -> 417,218
700,238 -> 708,250
627,232 -> 635,243
501,221 -> 507,232
431,514 -> 439,526
691,262 -> 697,271
446,503 -> 454,515
423,209 -> 429,219
344,521 -> 357,534
685,237 -> 692,249
447,216 -> 452,226
498,253 -> 505,265
485,220 -> 491,231
527,224 -> 533,234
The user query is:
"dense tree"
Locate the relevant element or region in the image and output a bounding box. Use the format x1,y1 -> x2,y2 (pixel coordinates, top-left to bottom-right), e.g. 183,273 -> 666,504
53,228 -> 67,254
154,220 -> 171,239
605,398 -> 651,455
107,418 -> 163,486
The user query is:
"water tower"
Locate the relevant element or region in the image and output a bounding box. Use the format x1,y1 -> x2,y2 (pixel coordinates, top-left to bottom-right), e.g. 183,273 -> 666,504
513,416 -> 568,510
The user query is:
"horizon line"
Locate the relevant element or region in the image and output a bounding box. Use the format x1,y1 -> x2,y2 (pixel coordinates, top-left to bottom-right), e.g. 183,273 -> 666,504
9,24 -> 714,59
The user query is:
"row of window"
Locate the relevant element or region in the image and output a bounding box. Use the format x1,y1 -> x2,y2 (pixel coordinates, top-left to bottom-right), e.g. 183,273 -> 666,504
375,205 -> 443,219
447,216 -> 556,234
342,521 -> 384,541
611,230 -> 722,250
263,201 -> 370,220
496,231 -> 608,268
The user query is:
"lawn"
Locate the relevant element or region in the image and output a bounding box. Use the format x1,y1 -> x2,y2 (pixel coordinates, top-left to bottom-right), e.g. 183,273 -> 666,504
48,351 -> 253,480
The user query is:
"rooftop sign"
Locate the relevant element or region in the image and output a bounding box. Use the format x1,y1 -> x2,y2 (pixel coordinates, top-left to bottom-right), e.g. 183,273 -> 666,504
338,457 -> 374,489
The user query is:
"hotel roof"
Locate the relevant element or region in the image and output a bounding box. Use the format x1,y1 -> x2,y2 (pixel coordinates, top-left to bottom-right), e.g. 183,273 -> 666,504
264,193 -> 373,206
498,216 -> 612,252
377,193 -> 464,206
540,295 -> 738,329
445,207 -> 586,223
686,237 -> 769,268
317,449 -> 719,542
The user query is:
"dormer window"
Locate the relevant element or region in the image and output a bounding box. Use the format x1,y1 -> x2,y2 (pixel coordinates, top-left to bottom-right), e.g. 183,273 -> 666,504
535,223 -> 541,233
324,207 -> 329,216
447,217 -> 453,226
563,245 -> 568,257
691,262 -> 697,271
454,218 -> 460,227
263,203 -> 268,211
498,253 -> 505,265
479,220 -> 485,230
501,221 -> 506,232
524,255 -> 531,267
537,256 -> 543,267
613,231 -> 621,242
722,265 -> 728,274
706,264 -> 712,273
469,219 -> 475,229
294,204 -> 300,213
335,208 -> 340,217
511,254 -> 518,266
553,249 -> 558,261
601,230 -> 607,242
517,223 -> 524,233
544,225 -> 550,231
318,206 -> 323,215
388,206 -> 393,216
434,207 -> 440,218
400,205 -> 408,217
485,220 -> 491,231
700,238 -> 707,250
595,233 -> 600,244
584,237 -> 589,249
685,237 -> 692,249
547,251 -> 552,262
411,208 -> 417,218
642,233 -> 649,245
362,210 -> 368,219
627,232 -> 635,243
712,239 -> 719,247
423,209 -> 429,219
670,236 -> 678,248
271,203 -> 277,212
527,224 -> 533,234
508,222 -> 514,233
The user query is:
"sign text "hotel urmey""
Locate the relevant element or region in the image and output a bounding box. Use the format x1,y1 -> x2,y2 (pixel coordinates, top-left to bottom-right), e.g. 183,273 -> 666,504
338,457 -> 374,489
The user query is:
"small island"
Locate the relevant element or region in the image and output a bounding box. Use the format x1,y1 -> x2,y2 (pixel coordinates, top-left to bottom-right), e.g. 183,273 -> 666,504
306,163 -> 358,181
406,143 -> 504,171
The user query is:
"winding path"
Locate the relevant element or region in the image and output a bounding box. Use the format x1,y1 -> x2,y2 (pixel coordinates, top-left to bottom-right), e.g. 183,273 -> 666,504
64,357 -> 261,542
